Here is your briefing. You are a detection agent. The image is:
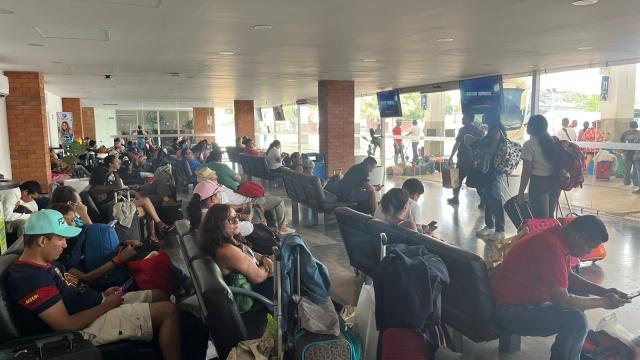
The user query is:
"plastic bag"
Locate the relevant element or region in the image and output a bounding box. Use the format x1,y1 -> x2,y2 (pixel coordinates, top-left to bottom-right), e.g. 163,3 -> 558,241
595,313 -> 640,354
353,284 -> 378,360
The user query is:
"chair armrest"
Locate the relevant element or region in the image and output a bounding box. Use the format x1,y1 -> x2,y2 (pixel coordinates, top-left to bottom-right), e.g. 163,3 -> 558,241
1,331 -> 77,350
229,286 -> 274,312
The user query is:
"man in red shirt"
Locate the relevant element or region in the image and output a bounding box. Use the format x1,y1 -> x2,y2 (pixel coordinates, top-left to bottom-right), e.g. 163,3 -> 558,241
392,120 -> 404,164
492,215 -> 629,360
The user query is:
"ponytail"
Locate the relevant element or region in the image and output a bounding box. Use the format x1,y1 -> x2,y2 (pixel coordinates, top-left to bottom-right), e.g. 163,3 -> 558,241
528,115 -> 555,161
187,194 -> 203,229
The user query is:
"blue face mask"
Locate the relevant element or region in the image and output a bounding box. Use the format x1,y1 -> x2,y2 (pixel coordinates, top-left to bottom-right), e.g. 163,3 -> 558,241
74,215 -> 85,228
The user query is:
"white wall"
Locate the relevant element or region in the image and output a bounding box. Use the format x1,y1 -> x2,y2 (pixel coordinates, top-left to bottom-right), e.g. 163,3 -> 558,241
0,79 -> 11,179
45,90 -> 62,148
94,108 -> 117,147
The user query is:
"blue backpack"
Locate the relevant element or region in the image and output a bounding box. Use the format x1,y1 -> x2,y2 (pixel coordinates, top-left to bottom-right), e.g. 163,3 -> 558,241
69,224 -> 119,271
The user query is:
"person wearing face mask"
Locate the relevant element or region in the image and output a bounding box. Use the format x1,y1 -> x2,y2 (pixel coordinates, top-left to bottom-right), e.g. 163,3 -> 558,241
198,204 -> 274,301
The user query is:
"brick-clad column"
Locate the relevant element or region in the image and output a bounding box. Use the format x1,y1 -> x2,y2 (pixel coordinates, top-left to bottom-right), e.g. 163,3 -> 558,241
193,107 -> 215,142
5,72 -> 51,188
81,107 -> 96,140
234,100 -> 255,140
319,80 -> 355,177
62,98 -> 83,139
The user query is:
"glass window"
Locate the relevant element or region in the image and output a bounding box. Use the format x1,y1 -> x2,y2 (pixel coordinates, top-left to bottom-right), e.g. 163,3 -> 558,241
354,95 -> 382,162
300,104 -> 319,153
258,108 -> 275,150
215,107 -> 236,147
276,105 -> 299,154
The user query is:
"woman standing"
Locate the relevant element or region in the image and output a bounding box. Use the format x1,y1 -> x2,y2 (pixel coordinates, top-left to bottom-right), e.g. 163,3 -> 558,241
475,108 -> 506,240
517,115 -> 559,218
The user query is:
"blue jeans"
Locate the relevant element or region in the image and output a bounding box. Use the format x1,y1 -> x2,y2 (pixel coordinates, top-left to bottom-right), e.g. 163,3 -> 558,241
480,172 -> 504,232
496,303 -> 588,360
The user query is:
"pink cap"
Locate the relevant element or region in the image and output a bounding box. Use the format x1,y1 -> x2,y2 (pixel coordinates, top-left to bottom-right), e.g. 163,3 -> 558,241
194,180 -> 221,199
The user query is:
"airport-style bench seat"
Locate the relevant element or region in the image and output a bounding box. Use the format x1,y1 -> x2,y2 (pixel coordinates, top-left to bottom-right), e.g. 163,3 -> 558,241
237,153 -> 272,182
335,207 -> 521,354
280,168 -> 356,225
225,146 -> 242,171
174,220 -> 273,360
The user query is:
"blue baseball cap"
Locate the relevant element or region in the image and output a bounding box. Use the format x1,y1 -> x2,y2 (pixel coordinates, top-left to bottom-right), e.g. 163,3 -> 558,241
24,209 -> 82,238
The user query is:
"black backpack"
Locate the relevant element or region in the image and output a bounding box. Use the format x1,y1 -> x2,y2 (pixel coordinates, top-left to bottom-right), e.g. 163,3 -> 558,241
245,223 -> 281,255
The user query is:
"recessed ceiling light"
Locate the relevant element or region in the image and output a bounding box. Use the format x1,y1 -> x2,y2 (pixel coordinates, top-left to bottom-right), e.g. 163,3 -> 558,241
251,25 -> 273,31
436,38 -> 455,42
28,43 -> 45,47
578,46 -> 593,50
571,0 -> 599,5
169,72 -> 181,77
219,51 -> 235,55
50,61 -> 64,64
0,8 -> 14,14
286,79 -> 297,82
362,58 -> 377,63
528,65 -> 536,68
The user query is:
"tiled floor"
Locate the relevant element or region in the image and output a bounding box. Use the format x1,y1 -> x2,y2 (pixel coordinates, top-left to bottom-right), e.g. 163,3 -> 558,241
170,178 -> 640,359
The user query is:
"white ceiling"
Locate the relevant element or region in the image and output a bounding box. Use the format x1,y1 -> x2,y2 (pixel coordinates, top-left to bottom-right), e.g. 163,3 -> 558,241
1,0 -> 639,108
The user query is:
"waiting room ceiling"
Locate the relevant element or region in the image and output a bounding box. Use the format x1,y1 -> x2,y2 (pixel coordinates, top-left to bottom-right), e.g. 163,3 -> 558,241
0,0 -> 638,107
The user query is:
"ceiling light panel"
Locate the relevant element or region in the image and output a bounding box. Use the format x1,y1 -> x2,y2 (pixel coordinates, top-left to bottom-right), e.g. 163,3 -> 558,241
571,0 -> 599,5
34,26 -> 111,41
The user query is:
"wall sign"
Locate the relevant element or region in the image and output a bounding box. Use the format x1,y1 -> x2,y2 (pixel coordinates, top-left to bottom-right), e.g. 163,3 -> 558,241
600,75 -> 610,101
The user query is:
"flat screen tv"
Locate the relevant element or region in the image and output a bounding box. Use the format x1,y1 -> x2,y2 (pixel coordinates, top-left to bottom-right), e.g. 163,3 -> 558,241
273,105 -> 285,121
376,90 -> 403,118
459,75 -> 503,114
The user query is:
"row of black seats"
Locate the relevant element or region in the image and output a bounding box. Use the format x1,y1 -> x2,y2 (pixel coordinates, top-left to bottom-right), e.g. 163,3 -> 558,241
174,220 -> 273,360
279,168 -> 356,225
236,153 -> 275,183
334,207 -> 522,354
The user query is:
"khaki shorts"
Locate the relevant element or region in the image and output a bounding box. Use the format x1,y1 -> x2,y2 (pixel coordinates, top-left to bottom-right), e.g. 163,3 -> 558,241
81,290 -> 153,345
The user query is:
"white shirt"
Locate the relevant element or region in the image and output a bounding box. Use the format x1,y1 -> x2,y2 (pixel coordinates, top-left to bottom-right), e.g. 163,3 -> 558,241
521,137 -> 554,176
373,198 -> 421,225
218,185 -> 252,206
410,125 -> 421,142
266,148 -> 283,170
0,188 -> 33,223
555,127 -> 576,142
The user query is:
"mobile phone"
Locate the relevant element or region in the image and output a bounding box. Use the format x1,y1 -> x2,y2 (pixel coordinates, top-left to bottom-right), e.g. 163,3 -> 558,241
115,278 -> 135,296
427,221 -> 438,229
107,220 -> 118,228
628,290 -> 640,299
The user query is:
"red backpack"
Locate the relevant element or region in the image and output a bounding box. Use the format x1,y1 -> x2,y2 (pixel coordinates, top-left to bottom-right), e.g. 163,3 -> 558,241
237,181 -> 265,198
552,137 -> 585,191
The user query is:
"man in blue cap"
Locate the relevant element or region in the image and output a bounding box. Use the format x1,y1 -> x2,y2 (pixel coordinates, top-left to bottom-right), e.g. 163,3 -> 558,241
7,210 -> 182,360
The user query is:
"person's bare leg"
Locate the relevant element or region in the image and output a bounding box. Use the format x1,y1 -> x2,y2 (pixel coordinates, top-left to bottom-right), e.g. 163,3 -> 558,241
135,197 -> 162,224
151,289 -> 168,302
149,302 -> 181,360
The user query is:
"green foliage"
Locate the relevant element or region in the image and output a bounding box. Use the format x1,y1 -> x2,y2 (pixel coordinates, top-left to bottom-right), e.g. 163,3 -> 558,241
399,93 -> 425,120
359,96 -> 380,123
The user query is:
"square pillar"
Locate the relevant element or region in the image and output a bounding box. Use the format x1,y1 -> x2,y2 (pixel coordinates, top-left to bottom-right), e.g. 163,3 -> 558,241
82,107 -> 96,140
193,107 -> 215,142
5,71 -> 51,188
319,80 -> 355,177
62,98 -> 83,139
234,100 -> 255,141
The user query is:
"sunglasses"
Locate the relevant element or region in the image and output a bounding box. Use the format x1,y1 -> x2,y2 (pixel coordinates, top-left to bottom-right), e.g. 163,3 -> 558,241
226,214 -> 241,225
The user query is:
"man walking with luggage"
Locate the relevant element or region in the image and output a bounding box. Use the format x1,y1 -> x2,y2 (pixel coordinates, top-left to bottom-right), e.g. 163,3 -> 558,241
492,215 -> 629,360
447,112 -> 483,205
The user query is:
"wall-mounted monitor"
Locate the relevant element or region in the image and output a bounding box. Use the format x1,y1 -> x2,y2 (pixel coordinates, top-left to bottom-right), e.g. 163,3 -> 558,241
255,107 -> 264,122
376,90 -> 403,118
459,75 -> 503,114
273,105 -> 285,121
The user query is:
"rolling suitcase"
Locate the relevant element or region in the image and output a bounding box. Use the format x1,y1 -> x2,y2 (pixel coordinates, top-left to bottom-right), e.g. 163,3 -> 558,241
503,194 -> 533,229
110,189 -> 144,242
379,329 -> 428,360
595,162 -> 611,181
0,332 -> 102,359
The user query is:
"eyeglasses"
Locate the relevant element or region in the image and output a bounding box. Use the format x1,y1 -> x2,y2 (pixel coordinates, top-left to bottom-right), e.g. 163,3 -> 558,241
226,215 -> 240,225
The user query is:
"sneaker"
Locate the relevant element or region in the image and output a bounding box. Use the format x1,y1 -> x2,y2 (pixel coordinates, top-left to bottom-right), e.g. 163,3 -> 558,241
278,227 -> 296,235
488,231 -> 506,241
476,226 -> 494,236
446,197 -> 459,205
633,189 -> 640,194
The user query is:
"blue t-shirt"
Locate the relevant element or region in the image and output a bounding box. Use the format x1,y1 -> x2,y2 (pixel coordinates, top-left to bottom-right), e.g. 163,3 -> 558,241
8,260 -> 102,315
187,159 -> 202,173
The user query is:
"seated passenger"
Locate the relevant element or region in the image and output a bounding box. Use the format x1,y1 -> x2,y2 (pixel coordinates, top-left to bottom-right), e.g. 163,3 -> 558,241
89,155 -> 174,242
2,180 -> 42,238
204,150 -> 242,190
265,140 -> 284,172
108,138 -> 125,155
377,188 -> 417,231
374,178 -> 434,234
8,210 -> 182,359
199,204 -> 274,300
302,159 -> 315,176
183,149 -> 203,173
242,138 -> 261,156
492,215 -> 629,360
288,152 -> 303,173
50,185 -> 93,225
337,156 -> 380,215
186,180 -> 222,229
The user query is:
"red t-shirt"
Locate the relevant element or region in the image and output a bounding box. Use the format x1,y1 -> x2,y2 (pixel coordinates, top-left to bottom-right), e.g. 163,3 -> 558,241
492,226 -> 570,306
392,126 -> 402,145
